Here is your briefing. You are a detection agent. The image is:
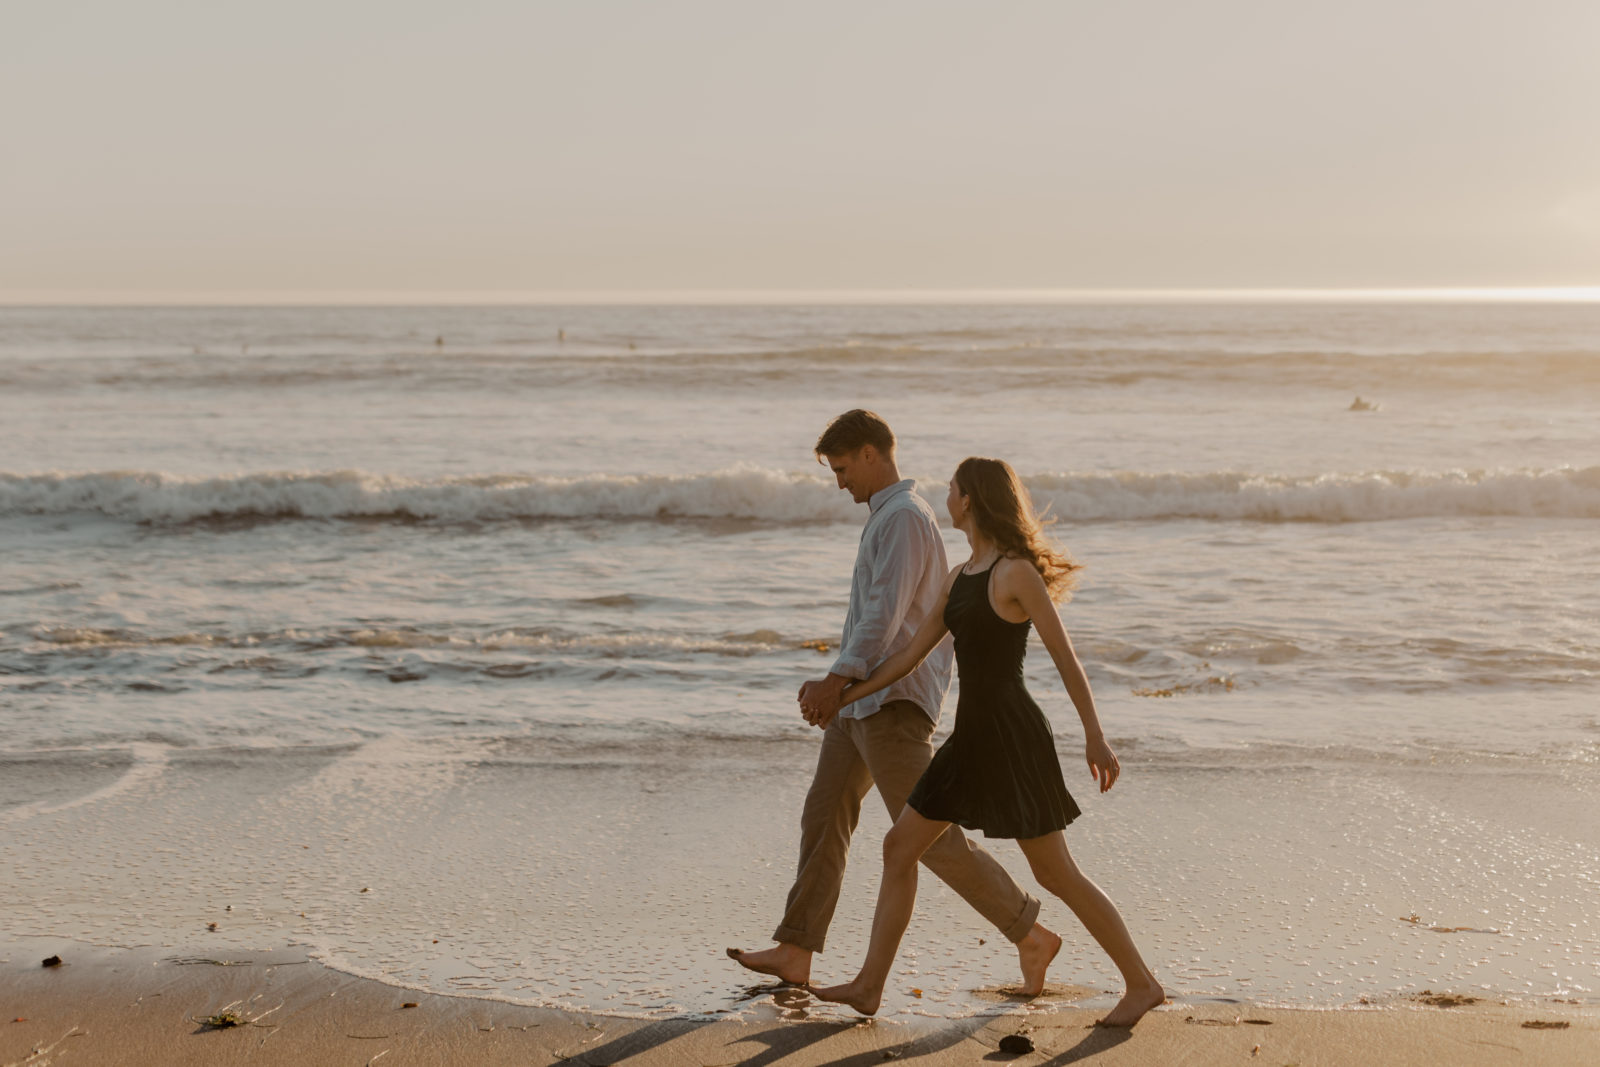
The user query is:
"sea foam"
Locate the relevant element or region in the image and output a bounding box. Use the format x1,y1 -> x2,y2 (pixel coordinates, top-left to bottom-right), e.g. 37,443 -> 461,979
2,466 -> 1597,524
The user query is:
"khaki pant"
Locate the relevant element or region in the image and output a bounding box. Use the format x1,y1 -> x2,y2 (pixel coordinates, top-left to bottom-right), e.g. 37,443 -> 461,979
773,699 -> 1041,953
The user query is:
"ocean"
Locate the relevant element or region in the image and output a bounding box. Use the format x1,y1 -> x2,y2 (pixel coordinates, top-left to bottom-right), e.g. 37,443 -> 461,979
2,301 -> 1596,1019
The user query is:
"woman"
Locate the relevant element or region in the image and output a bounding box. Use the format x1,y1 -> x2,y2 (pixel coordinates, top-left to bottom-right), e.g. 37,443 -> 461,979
810,457 -> 1163,1027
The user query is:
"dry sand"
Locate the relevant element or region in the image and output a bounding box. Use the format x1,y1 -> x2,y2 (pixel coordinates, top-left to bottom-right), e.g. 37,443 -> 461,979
3,938 -> 1594,1067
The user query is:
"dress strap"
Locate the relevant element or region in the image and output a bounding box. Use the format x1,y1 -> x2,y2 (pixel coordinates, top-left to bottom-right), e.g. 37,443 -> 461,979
985,557 -> 1030,626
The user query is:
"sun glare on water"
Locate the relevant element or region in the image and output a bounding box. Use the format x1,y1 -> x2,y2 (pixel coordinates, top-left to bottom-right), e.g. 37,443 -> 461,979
5,287 -> 1600,306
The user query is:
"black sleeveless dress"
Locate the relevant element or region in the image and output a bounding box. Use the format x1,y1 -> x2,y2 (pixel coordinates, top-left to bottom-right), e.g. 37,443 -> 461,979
907,562 -> 1081,839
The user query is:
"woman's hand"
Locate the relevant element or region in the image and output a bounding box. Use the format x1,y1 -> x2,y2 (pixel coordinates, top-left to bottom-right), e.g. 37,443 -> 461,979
1086,735 -> 1120,793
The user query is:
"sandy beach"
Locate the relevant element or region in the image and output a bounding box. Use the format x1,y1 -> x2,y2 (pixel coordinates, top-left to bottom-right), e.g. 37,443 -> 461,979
5,303 -> 1598,1061
10,0 -> 1600,1049
4,731 -> 1598,1065
4,937 -> 1595,1066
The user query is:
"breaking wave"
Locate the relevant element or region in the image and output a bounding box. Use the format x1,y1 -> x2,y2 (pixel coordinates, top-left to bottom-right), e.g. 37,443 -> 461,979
24,624 -> 797,658
1024,467 -> 1600,522
2,466 -> 1598,525
0,468 -> 858,524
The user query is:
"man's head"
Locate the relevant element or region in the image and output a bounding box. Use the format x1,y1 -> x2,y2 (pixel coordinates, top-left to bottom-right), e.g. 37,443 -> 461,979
815,409 -> 898,504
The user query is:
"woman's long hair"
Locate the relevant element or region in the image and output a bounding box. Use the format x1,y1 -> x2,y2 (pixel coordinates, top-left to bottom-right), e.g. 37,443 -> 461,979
954,456 -> 1081,602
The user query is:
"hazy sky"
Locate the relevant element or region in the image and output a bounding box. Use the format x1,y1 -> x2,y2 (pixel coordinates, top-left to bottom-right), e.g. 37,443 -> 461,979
4,1 -> 1599,296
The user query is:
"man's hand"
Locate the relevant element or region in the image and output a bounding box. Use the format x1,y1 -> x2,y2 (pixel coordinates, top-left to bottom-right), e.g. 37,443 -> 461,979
798,674 -> 850,729
796,680 -> 820,723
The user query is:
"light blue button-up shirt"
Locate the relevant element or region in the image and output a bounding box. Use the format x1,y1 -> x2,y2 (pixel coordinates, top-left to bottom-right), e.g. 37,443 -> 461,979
830,479 -> 954,724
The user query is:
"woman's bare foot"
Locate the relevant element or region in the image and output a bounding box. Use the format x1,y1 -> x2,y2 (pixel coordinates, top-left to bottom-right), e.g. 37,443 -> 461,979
725,944 -> 812,985
809,977 -> 883,1016
1016,923 -> 1062,996
1097,977 -> 1165,1027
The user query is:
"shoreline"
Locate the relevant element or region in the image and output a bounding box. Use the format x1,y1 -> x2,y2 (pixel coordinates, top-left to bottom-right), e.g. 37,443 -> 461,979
3,936 -> 1595,1066
4,734 -> 1598,1020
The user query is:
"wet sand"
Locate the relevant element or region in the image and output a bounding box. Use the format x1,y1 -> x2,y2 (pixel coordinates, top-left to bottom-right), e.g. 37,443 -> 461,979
3,937 -> 1595,1066
6,736 -> 1598,1021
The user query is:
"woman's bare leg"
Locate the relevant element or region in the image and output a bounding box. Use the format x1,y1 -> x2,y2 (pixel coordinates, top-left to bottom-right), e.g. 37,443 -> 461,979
1017,831 -> 1163,1027
809,808 -> 951,1015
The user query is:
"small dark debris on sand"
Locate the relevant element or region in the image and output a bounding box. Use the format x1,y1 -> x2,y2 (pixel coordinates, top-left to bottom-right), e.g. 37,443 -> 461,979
1415,990 -> 1479,1008
1522,1020 -> 1571,1030
998,1033 -> 1035,1054
199,1011 -> 245,1030
41,955 -> 62,968
1399,914 -> 1500,934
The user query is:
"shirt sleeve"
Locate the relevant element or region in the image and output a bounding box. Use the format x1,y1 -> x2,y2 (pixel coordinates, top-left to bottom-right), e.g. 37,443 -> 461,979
829,506 -> 938,680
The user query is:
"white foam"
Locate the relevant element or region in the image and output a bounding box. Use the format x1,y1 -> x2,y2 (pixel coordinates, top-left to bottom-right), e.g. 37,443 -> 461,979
0,742 -> 170,825
26,624 -> 792,657
1024,467 -> 1600,522
3,465 -> 1598,524
0,468 -> 858,524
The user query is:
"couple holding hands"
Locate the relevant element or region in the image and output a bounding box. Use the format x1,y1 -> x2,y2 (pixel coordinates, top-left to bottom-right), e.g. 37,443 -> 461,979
727,409 -> 1163,1027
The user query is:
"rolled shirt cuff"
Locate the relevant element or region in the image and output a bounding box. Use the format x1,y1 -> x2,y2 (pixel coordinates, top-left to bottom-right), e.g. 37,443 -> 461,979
829,654 -> 869,680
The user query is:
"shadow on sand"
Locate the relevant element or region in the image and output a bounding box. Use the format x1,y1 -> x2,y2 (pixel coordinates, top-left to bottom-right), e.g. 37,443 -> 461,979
559,979 -> 1138,1066
1025,1024 -> 1134,1063
563,1011 -> 1134,1066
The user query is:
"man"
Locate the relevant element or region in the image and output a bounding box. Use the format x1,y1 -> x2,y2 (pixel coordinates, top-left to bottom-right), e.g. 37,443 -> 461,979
728,409 -> 1060,993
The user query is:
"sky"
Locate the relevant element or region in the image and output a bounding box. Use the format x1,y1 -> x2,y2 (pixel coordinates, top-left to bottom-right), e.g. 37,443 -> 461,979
3,1 -> 1599,298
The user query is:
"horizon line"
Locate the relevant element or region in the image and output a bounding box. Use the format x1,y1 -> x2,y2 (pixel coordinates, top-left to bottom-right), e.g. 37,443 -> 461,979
3,286 -> 1600,307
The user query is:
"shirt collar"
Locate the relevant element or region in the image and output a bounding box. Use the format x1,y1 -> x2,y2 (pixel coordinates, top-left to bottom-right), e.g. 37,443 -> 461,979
868,478 -> 916,514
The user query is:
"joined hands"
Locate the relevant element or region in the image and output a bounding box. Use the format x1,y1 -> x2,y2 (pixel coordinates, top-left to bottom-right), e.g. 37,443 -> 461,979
797,675 -> 848,729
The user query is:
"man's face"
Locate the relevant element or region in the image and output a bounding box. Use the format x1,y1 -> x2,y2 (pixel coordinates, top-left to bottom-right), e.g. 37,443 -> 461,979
824,448 -> 875,504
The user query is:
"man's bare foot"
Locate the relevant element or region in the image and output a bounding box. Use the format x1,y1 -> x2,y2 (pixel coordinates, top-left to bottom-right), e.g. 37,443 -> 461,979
1096,977 -> 1165,1028
809,977 -> 882,1016
725,943 -> 812,985
1015,923 -> 1062,996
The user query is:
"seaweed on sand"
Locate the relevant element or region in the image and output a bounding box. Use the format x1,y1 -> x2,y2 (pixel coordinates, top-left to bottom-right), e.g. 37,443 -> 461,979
192,999 -> 281,1031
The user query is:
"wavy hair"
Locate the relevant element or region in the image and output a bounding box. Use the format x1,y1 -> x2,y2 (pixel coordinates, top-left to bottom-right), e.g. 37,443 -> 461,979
815,409 -> 895,460
954,456 -> 1081,601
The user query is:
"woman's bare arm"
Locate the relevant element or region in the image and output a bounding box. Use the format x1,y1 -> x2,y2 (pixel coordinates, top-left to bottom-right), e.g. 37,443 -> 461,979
834,567 -> 958,711
996,558 -> 1120,793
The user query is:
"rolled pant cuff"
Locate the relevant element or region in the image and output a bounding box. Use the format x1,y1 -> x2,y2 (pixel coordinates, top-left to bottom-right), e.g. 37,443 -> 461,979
1001,894 -> 1043,944
772,924 -> 826,954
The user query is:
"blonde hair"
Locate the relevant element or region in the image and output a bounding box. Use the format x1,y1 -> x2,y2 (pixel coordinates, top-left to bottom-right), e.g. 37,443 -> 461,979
954,456 -> 1081,601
